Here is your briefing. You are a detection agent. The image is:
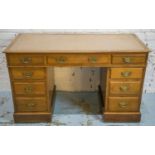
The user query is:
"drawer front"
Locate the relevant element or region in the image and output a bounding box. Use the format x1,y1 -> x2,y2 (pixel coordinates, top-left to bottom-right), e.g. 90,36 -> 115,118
112,54 -> 146,64
47,54 -> 111,65
7,54 -> 45,66
13,82 -> 46,95
108,97 -> 139,112
109,81 -> 141,95
15,97 -> 48,112
10,68 -> 46,80
110,68 -> 144,79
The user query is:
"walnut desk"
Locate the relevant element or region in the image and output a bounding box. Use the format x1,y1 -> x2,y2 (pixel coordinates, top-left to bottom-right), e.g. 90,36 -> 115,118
4,34 -> 150,123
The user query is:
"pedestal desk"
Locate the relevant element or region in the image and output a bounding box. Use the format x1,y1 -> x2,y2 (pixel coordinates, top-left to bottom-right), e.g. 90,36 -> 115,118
4,34 -> 150,123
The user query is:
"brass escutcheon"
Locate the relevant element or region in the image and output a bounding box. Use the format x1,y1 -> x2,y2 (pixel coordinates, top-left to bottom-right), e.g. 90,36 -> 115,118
20,57 -> 32,64
119,102 -> 128,108
119,85 -> 129,92
24,85 -> 33,93
56,56 -> 66,63
27,103 -> 36,107
88,56 -> 97,63
123,57 -> 132,63
121,71 -> 132,77
23,72 -> 33,78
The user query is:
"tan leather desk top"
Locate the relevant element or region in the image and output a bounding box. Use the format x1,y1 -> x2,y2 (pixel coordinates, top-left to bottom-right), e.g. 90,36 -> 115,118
5,34 -> 149,53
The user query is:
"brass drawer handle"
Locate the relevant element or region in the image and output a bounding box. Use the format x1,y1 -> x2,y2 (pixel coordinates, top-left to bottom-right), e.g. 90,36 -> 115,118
123,57 -> 132,63
20,57 -> 32,64
121,71 -> 132,77
88,56 -> 97,63
120,85 -> 129,92
119,102 -> 128,108
24,85 -> 33,93
56,57 -> 66,63
23,72 -> 33,78
27,103 -> 36,107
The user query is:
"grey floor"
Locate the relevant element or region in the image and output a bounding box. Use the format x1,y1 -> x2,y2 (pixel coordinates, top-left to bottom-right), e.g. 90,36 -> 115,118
1,91 -> 155,126
51,92 -> 155,126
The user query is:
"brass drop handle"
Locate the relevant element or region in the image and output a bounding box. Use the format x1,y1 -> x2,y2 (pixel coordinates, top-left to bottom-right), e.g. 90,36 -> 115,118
20,57 -> 32,64
88,56 -> 97,63
121,71 -> 132,77
120,85 -> 129,92
23,72 -> 33,78
27,103 -> 36,107
119,102 -> 128,108
56,57 -> 66,63
24,85 -> 33,93
123,57 -> 132,63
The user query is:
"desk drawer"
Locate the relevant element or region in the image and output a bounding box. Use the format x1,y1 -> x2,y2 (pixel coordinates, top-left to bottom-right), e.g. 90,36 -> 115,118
10,67 -> 46,80
47,54 -> 110,65
110,68 -> 144,79
15,97 -> 48,112
13,82 -> 46,96
108,97 -> 139,112
7,54 -> 45,66
112,54 -> 146,65
109,81 -> 141,95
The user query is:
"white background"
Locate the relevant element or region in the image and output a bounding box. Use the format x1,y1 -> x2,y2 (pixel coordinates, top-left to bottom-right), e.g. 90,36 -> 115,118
0,0 -> 155,155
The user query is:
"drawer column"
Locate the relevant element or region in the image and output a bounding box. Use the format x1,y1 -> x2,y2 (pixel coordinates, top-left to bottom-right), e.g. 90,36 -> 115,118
7,53 -> 55,123
103,67 -> 145,122
9,67 -> 53,123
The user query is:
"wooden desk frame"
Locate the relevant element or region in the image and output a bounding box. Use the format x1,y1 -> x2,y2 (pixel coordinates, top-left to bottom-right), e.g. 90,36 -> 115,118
4,34 -> 150,123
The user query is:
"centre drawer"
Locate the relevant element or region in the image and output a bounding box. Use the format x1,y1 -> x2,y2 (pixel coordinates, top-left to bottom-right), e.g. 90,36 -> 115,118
15,97 -> 48,112
109,81 -> 141,95
108,97 -> 139,112
13,82 -> 46,96
110,68 -> 144,79
10,67 -> 46,80
47,54 -> 111,65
